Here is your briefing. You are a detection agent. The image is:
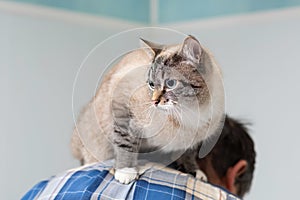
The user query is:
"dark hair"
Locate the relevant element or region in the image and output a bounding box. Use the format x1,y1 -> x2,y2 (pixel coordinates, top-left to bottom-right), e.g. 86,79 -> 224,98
198,115 -> 256,197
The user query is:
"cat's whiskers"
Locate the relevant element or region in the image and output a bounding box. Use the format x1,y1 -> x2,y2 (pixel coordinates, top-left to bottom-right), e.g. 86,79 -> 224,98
131,102 -> 153,116
176,105 -> 191,131
171,106 -> 192,150
168,108 -> 177,137
176,104 -> 212,149
178,103 -> 197,113
141,104 -> 152,116
130,102 -> 153,109
179,104 -> 202,120
143,104 -> 156,121
167,107 -> 183,132
179,104 -> 211,128
173,106 -> 183,126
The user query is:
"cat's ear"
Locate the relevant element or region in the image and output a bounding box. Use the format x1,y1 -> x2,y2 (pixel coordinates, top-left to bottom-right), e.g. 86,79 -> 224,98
180,35 -> 202,64
140,38 -> 162,58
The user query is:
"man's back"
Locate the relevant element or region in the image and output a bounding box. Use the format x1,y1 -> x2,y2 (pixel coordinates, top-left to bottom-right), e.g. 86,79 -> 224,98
22,160 -> 240,200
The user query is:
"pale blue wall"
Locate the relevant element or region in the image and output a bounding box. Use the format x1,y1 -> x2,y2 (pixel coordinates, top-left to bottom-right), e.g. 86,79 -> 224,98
8,0 -> 150,23
5,0 -> 300,23
158,0 -> 300,23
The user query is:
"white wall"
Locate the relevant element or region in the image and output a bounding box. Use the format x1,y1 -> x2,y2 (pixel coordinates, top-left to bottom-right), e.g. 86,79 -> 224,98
0,3 -> 139,199
1,2 -> 300,199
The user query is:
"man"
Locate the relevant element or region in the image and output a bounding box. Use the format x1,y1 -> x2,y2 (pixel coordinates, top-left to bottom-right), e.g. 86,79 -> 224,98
22,116 -> 256,199
174,116 -> 256,198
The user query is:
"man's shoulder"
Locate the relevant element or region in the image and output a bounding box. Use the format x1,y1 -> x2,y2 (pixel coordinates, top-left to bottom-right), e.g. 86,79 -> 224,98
138,162 -> 240,200
22,161 -> 241,200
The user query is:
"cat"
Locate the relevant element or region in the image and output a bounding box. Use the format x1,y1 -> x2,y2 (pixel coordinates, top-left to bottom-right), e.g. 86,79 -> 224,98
71,35 -> 225,184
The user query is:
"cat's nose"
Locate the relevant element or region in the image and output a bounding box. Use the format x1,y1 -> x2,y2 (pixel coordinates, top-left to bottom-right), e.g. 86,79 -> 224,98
160,97 -> 168,104
152,99 -> 160,106
152,97 -> 168,106
152,89 -> 163,101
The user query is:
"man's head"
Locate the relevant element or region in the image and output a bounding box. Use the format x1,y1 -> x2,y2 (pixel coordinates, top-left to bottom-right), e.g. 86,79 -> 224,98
197,116 -> 256,198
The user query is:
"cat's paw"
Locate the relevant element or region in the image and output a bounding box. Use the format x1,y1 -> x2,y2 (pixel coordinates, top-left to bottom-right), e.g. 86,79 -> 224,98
114,167 -> 138,184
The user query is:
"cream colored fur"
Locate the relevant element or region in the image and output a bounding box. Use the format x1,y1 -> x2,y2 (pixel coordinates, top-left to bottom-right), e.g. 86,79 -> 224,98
71,41 -> 225,166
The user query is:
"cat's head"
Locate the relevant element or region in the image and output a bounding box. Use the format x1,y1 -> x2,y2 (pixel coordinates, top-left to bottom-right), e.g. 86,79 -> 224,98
141,36 -> 218,111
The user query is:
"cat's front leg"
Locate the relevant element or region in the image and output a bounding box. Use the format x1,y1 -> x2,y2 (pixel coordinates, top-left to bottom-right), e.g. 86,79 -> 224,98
114,147 -> 139,184
114,146 -> 140,184
112,125 -> 141,184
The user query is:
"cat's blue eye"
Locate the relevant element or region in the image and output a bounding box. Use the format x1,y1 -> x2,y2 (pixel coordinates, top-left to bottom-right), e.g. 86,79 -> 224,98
148,81 -> 155,90
165,79 -> 177,89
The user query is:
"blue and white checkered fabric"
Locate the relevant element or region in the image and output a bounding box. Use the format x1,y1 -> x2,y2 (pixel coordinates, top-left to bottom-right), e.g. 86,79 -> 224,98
22,160 -> 241,200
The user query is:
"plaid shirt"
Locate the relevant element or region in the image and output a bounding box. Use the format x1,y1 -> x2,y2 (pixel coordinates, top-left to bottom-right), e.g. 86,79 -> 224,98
22,160 -> 240,200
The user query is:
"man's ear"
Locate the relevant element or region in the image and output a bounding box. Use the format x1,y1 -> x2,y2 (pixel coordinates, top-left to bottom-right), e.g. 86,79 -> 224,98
225,160 -> 248,194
